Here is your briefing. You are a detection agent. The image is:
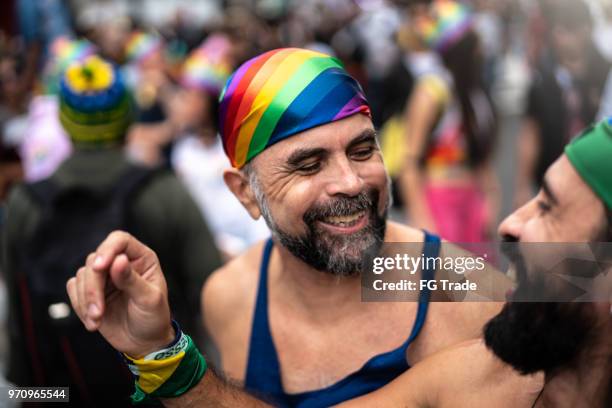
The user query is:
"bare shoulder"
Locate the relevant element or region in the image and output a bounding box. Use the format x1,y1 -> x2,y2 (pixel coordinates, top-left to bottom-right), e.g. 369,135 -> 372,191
202,241 -> 266,330
201,240 -> 267,380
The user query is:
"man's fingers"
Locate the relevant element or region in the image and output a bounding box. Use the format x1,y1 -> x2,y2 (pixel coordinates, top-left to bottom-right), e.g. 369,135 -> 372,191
66,277 -> 82,321
75,268 -> 96,331
92,231 -> 150,272
109,254 -> 153,305
84,256 -> 108,322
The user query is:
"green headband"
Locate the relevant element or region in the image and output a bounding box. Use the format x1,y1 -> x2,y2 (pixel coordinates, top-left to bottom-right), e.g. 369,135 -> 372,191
565,118 -> 612,210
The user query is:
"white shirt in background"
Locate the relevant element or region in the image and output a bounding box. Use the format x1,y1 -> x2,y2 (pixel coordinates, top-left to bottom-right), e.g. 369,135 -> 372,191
171,135 -> 269,256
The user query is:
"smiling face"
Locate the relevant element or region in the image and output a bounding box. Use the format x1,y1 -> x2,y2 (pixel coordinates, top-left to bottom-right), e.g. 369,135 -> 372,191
485,154 -> 609,375
226,114 -> 390,276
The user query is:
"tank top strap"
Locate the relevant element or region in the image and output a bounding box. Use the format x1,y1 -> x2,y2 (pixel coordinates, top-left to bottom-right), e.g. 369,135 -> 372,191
244,238 -> 284,396
401,230 -> 441,348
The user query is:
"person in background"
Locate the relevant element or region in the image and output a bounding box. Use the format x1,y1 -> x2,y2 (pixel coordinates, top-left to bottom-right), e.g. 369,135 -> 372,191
170,34 -> 269,258
122,31 -> 169,122
17,36 -> 95,183
122,31 -> 179,166
514,0 -> 611,207
1,55 -> 221,406
400,0 -> 499,242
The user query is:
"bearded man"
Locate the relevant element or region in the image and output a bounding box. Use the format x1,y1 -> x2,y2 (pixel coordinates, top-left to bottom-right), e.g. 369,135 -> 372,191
66,48 -> 539,407
485,119 -> 612,408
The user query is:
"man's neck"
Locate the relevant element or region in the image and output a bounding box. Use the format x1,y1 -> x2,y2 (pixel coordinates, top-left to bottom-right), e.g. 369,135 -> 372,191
539,303 -> 612,408
266,222 -> 424,322
271,244 -> 364,322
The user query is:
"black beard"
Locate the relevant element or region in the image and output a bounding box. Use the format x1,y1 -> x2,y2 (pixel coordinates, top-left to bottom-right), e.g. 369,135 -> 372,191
484,274 -> 596,375
271,189 -> 386,276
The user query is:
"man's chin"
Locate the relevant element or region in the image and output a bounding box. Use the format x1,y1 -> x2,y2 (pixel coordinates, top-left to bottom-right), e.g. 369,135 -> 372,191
484,302 -> 594,375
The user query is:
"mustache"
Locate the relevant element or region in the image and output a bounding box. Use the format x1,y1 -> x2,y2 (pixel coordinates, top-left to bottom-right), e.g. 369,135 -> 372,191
303,190 -> 378,224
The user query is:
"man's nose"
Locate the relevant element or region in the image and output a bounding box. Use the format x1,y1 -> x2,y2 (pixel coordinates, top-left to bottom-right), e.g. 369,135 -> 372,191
325,158 -> 364,197
498,203 -> 531,241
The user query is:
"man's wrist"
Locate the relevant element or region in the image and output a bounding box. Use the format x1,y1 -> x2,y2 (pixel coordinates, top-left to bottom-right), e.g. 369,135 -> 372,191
131,321 -> 178,358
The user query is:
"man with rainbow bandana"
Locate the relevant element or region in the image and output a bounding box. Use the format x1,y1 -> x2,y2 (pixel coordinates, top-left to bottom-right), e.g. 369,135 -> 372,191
65,47 -> 548,407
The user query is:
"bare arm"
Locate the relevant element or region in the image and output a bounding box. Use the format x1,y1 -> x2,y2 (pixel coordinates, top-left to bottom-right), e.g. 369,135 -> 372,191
161,367 -> 269,408
337,340 -> 543,408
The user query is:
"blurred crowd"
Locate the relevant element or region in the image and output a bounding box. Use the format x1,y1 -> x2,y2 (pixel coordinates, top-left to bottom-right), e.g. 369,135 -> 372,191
0,0 -> 611,405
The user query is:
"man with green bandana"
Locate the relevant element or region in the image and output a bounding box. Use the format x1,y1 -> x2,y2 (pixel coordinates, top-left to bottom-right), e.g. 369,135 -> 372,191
344,117 -> 612,407
481,118 -> 612,408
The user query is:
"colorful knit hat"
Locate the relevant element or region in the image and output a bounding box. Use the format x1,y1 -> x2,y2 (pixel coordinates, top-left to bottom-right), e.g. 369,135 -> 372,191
124,31 -> 163,65
180,34 -> 233,96
565,118 -> 612,210
59,55 -> 133,145
219,48 -> 371,168
42,36 -> 97,95
414,0 -> 473,52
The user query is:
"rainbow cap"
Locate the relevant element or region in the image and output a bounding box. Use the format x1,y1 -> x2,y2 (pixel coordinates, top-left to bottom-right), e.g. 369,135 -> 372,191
180,34 -> 233,96
219,48 -> 371,168
59,55 -> 133,145
42,36 -> 97,95
124,31 -> 163,65
414,0 -> 473,52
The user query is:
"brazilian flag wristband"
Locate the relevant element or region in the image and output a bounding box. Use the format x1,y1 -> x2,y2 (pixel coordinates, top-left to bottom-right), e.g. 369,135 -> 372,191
123,321 -> 207,404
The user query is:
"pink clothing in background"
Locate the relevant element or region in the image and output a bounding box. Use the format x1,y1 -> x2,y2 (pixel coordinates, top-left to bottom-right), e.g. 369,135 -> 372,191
425,182 -> 488,243
20,96 -> 72,182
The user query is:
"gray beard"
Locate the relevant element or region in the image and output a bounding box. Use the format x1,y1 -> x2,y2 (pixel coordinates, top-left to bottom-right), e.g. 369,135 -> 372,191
250,171 -> 390,276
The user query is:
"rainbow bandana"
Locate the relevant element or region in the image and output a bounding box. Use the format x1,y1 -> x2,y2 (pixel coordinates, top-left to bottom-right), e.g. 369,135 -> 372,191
415,0 -> 473,52
218,48 -> 371,168
565,118 -> 612,210
125,31 -> 163,65
180,34 -> 233,96
42,36 -> 97,95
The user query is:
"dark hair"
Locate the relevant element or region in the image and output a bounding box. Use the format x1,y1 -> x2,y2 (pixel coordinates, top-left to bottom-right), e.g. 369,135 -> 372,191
440,30 -> 497,168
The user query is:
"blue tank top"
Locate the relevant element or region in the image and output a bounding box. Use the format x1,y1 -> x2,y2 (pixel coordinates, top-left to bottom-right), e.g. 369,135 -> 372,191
245,231 -> 441,407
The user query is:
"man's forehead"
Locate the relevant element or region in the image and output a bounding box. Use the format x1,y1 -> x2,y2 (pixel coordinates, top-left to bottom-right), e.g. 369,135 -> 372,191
257,114 -> 375,162
545,155 -> 600,208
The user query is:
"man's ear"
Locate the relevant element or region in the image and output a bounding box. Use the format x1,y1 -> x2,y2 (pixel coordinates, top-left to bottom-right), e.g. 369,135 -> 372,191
223,168 -> 262,220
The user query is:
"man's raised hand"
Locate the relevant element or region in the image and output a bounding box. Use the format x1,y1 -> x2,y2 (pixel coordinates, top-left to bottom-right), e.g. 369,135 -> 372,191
66,231 -> 175,358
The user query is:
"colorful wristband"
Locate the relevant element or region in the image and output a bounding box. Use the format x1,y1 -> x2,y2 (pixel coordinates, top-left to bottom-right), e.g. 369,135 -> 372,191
123,322 -> 207,404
